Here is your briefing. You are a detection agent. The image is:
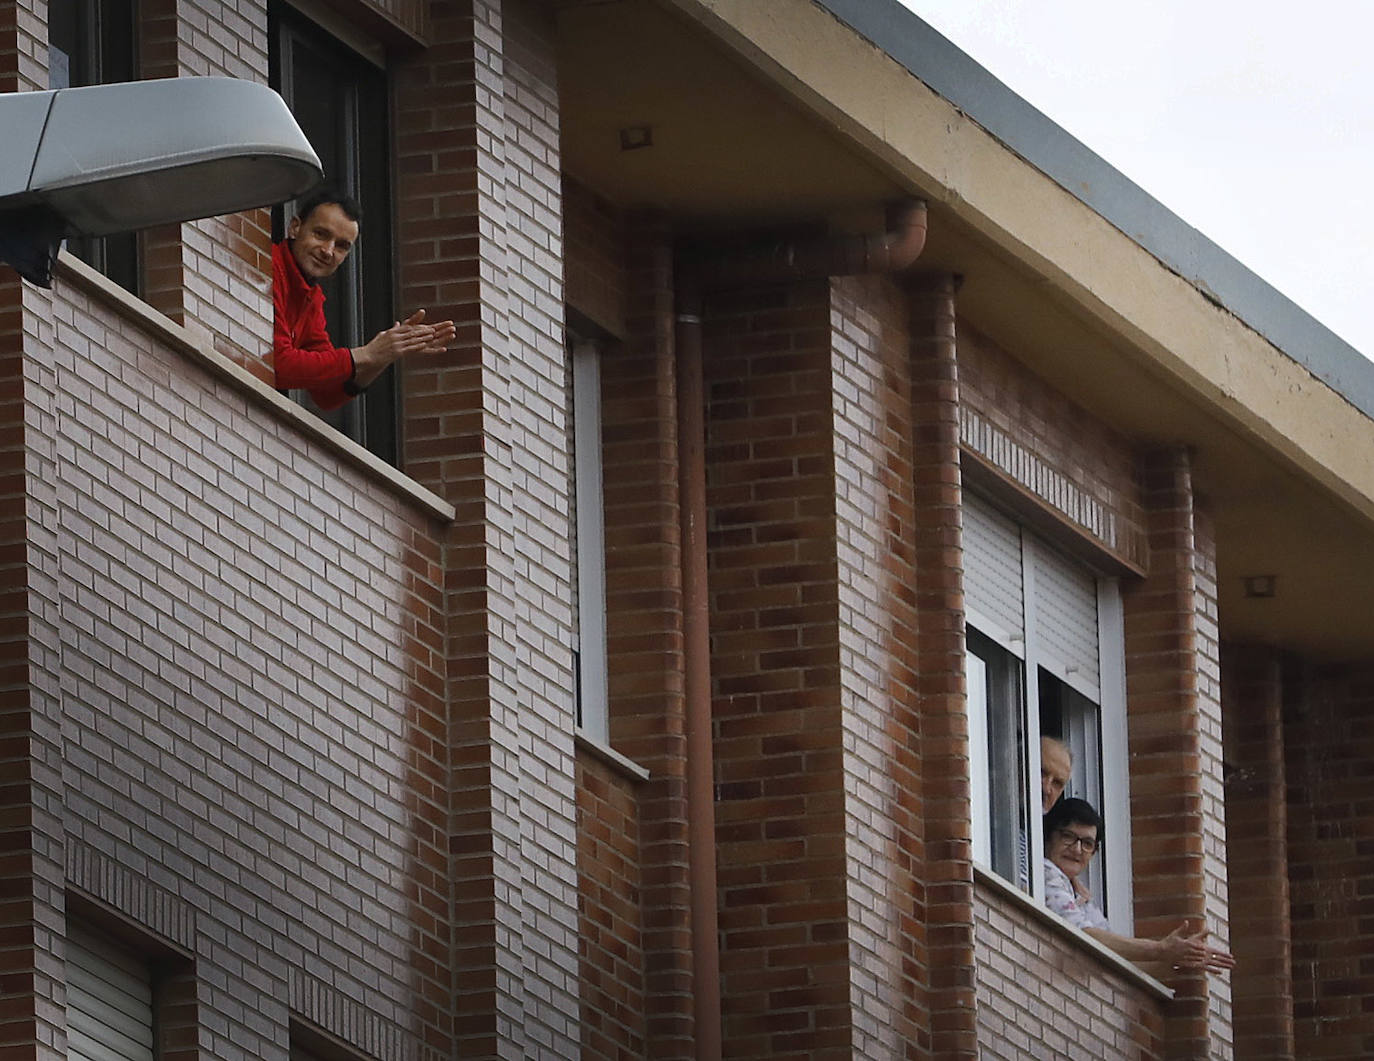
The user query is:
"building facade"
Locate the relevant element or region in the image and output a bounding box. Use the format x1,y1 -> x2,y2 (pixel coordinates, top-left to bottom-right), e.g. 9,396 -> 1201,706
3,1 -> 1373,1059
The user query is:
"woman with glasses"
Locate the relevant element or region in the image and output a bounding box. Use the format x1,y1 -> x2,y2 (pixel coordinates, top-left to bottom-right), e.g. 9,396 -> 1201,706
1042,797 -> 1235,977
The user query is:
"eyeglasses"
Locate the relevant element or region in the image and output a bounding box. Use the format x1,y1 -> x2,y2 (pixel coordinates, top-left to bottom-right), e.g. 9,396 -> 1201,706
1055,829 -> 1098,854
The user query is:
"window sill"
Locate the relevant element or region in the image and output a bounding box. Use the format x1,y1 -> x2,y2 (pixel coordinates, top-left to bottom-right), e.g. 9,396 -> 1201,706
973,863 -> 1174,1002
54,250 -> 456,525
575,730 -> 650,783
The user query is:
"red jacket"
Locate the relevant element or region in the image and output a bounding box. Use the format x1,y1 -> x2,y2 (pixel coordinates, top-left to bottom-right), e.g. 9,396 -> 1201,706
272,240 -> 355,411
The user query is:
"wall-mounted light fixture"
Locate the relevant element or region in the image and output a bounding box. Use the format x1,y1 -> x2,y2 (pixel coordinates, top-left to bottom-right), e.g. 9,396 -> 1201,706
0,77 -> 322,286
1242,574 -> 1278,599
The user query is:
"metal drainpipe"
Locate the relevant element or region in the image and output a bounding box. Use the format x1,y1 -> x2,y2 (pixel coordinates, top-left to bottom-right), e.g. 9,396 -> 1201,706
675,199 -> 928,1061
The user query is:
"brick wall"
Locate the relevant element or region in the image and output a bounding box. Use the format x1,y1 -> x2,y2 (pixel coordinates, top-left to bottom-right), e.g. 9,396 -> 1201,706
975,884 -> 1165,1059
1221,645 -> 1293,1059
576,755 -> 647,1060
1285,661 -> 1374,1059
957,322 -> 1147,570
395,0 -> 581,1055
1122,449 -> 1233,1059
705,279 -> 853,1059
43,274 -> 449,1058
2,10 -> 66,1050
909,274 -> 979,1058
829,272 -> 923,1056
1192,510 -> 1234,1055
597,216 -> 695,1057
564,180 -> 629,340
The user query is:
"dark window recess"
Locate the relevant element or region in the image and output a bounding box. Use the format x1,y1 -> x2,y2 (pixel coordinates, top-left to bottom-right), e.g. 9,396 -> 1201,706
47,0 -> 140,295
270,4 -> 398,465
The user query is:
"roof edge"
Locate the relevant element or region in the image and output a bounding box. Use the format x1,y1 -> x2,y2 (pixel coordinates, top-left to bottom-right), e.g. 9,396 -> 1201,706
814,0 -> 1374,421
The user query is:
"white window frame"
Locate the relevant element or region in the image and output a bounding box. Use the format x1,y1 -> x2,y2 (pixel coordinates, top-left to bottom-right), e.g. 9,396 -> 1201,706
964,493 -> 1132,930
572,341 -> 610,743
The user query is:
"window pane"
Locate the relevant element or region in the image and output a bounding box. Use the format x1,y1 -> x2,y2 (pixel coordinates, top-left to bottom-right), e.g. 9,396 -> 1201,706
968,629 -> 1027,885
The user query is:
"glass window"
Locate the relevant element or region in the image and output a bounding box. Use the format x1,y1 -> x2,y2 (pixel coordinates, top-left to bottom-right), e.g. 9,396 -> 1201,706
270,2 -> 398,463
571,340 -> 609,741
964,491 -> 1131,925
967,629 -> 1027,884
47,0 -> 140,294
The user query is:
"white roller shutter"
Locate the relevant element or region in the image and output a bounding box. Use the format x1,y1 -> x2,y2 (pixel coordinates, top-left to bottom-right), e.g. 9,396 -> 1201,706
962,491 -> 1025,653
66,926 -> 154,1061
1026,535 -> 1100,702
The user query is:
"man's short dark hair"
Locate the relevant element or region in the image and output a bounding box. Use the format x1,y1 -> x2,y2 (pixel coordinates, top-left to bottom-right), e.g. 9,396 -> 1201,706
1044,796 -> 1104,846
294,186 -> 362,225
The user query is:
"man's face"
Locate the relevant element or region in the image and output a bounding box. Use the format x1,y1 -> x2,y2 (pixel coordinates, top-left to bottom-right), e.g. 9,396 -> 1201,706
1041,738 -> 1072,813
287,202 -> 359,282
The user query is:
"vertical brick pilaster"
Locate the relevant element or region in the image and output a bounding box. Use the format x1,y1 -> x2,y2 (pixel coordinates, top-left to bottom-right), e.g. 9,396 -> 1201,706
908,273 -> 976,1060
831,273 -> 923,1056
1,5 -> 70,1039
397,2 -> 521,1057
706,279 -> 851,1059
400,1 -> 579,1056
599,215 -> 693,1059
1221,645 -> 1293,1059
1123,447 -> 1219,1058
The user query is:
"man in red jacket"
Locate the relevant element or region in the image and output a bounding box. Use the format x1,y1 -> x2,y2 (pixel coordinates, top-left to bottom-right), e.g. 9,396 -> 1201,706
273,187 -> 455,410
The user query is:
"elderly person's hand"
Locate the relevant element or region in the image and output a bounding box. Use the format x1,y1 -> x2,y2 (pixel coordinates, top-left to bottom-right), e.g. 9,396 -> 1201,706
1158,922 -> 1235,973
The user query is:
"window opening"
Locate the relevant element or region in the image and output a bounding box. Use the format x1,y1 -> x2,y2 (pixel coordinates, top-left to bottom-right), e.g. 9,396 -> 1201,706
571,340 -> 609,742
270,2 -> 397,463
963,490 -> 1131,928
47,0 -> 140,294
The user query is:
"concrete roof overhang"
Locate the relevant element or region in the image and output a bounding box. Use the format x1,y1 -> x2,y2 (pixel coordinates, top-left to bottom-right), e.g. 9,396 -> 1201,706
556,0 -> 1374,662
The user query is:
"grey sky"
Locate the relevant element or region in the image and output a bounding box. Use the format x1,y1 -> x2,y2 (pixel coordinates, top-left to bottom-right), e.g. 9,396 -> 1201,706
897,1 -> 1374,359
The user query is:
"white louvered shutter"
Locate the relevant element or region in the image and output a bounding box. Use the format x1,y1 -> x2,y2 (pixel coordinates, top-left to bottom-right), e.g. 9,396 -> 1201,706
66,927 -> 154,1061
963,491 -> 1025,653
1026,536 -> 1100,702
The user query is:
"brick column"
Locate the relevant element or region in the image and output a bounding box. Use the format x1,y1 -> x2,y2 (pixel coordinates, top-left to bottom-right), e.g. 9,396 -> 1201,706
1123,447 -> 1225,1058
1221,645 -> 1293,1059
599,217 -> 693,1057
705,280 -> 852,1059
397,1 -> 579,1056
1,13 -> 71,1061
830,273 -> 924,1055
907,274 -> 977,1059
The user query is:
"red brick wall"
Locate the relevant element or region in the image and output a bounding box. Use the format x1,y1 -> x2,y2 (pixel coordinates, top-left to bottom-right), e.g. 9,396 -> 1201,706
1285,661 -> 1374,1059
957,322 -> 1147,570
598,216 -> 696,1057
1221,645 -> 1294,1059
565,180 -> 629,339
909,274 -> 979,1059
829,272 -> 950,1050
705,279 -> 853,1059
44,274 -> 449,1059
1,10 -> 67,1059
1122,448 -> 1233,1058
576,755 -> 647,1060
974,883 -> 1166,1059
396,1 -> 581,1055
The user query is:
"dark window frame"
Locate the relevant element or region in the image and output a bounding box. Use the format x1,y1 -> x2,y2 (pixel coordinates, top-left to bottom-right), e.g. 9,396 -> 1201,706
269,2 -> 399,464
47,0 -> 141,294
